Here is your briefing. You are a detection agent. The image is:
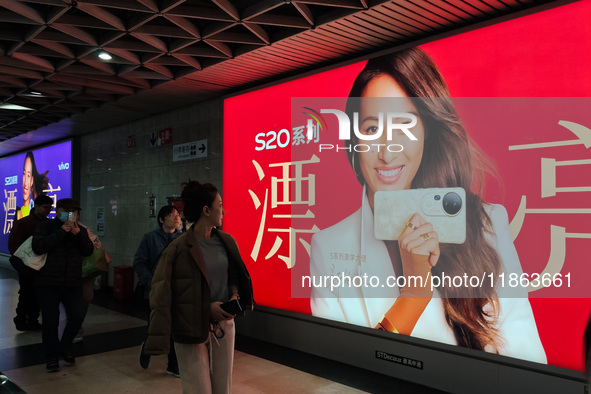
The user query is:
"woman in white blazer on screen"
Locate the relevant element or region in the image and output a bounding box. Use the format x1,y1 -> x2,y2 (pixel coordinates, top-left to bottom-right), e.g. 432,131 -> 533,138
309,47 -> 546,364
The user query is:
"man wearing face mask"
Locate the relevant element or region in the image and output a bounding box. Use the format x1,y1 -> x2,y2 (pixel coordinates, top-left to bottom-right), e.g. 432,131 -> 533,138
32,198 -> 94,373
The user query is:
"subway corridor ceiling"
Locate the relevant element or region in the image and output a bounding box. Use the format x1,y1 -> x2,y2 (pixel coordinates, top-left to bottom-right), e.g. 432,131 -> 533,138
0,0 -> 569,156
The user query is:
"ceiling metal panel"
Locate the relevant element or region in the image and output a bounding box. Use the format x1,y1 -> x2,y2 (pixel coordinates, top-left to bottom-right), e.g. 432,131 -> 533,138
0,0 -> 571,156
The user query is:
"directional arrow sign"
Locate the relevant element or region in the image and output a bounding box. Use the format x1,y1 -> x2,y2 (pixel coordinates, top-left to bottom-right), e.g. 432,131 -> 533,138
149,131 -> 158,147
173,139 -> 208,162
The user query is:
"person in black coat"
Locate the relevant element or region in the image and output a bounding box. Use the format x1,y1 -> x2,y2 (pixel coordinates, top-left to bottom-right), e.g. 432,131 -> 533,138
32,198 -> 94,373
8,194 -> 53,331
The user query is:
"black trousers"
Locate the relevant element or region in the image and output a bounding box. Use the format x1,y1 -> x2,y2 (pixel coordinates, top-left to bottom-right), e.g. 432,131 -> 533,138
10,256 -> 40,321
36,286 -> 85,360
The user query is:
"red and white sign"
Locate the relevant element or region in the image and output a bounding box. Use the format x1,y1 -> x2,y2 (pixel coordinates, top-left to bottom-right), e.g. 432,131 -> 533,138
150,127 -> 173,147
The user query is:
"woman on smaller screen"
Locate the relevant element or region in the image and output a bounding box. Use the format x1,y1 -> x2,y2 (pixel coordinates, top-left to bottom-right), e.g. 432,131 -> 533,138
309,47 -> 546,363
17,151 -> 49,220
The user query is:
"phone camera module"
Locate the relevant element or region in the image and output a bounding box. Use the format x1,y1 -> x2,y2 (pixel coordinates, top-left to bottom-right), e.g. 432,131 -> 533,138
442,192 -> 462,216
434,195 -> 441,201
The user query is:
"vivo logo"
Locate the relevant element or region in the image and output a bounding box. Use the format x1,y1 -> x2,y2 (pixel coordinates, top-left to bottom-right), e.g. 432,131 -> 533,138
58,162 -> 70,170
5,175 -> 17,186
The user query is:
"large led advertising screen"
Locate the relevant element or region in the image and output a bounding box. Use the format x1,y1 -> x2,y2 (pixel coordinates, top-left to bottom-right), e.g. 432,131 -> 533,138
1,140 -> 73,254
223,1 -> 591,371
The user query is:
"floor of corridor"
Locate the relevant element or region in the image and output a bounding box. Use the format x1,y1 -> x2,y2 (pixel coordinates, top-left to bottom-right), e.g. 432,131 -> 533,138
0,267 -> 447,393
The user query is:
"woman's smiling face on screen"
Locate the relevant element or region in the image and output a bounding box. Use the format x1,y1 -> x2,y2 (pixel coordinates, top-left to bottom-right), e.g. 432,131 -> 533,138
357,73 -> 425,202
22,156 -> 33,204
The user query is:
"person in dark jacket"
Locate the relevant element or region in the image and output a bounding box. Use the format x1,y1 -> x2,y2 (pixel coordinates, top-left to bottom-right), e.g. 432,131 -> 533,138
32,198 -> 94,373
133,206 -> 182,302
8,195 -> 53,331
133,205 -> 182,376
144,181 -> 253,394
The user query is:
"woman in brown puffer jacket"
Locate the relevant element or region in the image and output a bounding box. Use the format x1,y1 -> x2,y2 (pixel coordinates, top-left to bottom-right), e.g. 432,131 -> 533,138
145,181 -> 253,394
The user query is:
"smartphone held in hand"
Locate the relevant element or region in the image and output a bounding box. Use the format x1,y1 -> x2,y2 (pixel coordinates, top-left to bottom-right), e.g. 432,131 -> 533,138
220,299 -> 242,315
374,187 -> 466,244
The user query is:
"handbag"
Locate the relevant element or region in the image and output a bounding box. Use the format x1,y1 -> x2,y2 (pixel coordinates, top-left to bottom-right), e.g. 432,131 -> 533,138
13,236 -> 47,271
81,248 -> 110,278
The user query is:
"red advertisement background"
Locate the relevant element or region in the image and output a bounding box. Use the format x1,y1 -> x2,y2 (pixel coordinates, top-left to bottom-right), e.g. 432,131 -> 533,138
224,0 -> 591,371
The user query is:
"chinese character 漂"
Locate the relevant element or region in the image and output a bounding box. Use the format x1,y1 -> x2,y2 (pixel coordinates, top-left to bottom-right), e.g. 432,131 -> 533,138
249,155 -> 321,268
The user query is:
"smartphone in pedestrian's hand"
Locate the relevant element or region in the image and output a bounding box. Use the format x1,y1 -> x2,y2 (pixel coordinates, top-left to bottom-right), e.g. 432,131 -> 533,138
220,299 -> 242,315
68,212 -> 75,222
374,188 -> 466,244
